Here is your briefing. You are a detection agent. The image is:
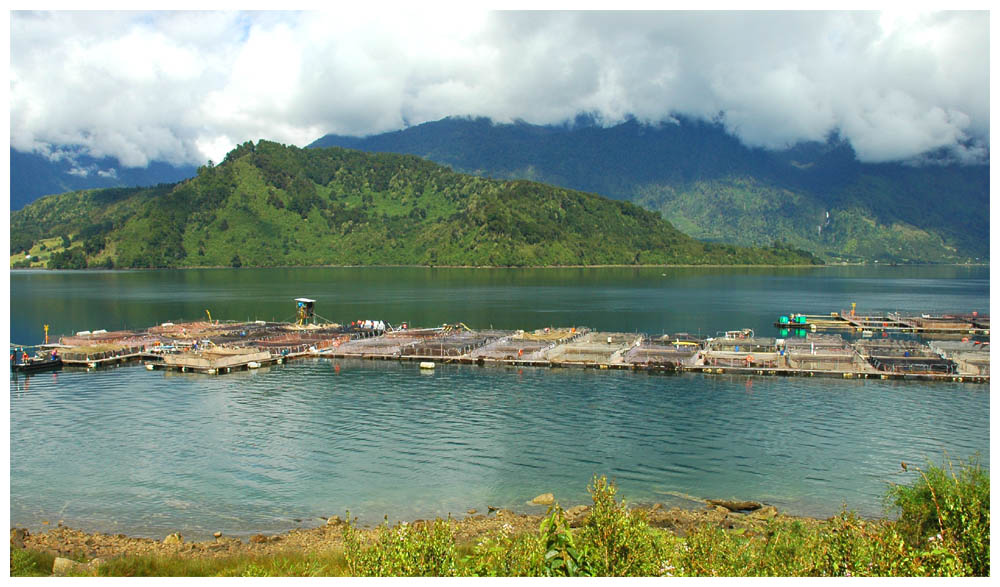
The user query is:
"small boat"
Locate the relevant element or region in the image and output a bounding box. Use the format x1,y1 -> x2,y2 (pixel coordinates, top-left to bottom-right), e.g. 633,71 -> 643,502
12,357 -> 63,373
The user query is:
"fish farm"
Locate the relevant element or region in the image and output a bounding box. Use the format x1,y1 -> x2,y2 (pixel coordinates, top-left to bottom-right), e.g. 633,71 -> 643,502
9,299 -> 990,384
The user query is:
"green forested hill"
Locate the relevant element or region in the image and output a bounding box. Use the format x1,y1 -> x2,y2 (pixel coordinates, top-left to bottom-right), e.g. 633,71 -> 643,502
9,141 -> 820,269
311,116 -> 989,263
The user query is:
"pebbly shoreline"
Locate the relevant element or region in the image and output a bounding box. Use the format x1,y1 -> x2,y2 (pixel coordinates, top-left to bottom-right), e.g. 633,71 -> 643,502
12,500 -> 822,563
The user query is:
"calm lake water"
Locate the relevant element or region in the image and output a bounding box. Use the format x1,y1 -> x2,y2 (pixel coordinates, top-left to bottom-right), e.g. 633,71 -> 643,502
8,266 -> 990,538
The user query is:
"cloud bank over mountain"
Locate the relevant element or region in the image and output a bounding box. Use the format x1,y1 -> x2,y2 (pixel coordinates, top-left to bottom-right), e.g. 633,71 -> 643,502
10,10 -> 989,167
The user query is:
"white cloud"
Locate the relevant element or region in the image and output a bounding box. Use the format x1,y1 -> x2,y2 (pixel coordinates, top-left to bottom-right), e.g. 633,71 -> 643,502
9,10 -> 989,167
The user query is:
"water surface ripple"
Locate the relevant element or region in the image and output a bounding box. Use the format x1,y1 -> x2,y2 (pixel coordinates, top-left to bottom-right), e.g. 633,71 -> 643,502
9,266 -> 990,539
10,359 -> 988,539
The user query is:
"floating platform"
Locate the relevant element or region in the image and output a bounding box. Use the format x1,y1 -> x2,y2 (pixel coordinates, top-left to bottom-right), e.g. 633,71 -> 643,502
18,312 -> 988,384
776,310 -> 990,337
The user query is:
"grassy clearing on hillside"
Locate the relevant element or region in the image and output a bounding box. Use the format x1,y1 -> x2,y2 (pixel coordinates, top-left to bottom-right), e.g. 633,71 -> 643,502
9,236 -> 67,268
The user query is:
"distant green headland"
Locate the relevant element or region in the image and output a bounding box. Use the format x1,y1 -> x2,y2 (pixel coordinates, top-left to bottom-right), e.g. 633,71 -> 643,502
10,141 -> 821,269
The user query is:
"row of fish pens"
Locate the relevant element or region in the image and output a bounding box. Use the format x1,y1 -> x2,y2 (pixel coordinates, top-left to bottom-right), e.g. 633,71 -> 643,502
329,327 -> 705,370
52,320 -> 376,373
154,322 -> 379,373
700,334 -> 988,382
48,320 -> 988,382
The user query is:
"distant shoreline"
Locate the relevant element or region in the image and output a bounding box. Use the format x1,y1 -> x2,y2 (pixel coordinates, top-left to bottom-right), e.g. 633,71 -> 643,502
8,262 -> 990,271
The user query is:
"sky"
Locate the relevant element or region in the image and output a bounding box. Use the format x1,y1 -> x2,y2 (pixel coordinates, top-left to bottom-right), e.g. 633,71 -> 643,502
7,9 -> 991,169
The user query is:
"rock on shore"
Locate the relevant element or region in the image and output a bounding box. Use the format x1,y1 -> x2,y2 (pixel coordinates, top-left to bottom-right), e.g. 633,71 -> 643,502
531,493 -> 555,505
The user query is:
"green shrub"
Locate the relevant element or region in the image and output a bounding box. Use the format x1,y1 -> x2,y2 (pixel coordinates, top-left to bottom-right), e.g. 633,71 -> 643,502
466,519 -> 544,576
10,548 -> 52,577
815,510 -> 925,577
885,455 -> 989,576
684,518 -> 826,577
343,517 -> 461,576
539,504 -> 590,576
579,475 -> 671,576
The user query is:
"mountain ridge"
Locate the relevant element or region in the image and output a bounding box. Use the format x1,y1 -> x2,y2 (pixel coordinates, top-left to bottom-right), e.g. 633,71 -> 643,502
310,116 -> 989,263
9,148 -> 198,211
10,141 -> 821,269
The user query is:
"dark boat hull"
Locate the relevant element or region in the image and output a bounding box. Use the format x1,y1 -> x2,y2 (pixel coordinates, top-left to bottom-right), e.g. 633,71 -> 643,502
12,358 -> 63,373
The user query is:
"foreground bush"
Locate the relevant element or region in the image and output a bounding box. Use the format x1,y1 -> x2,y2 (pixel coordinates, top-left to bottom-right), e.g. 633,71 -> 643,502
885,455 -> 989,576
577,475 -> 674,576
343,517 -> 461,576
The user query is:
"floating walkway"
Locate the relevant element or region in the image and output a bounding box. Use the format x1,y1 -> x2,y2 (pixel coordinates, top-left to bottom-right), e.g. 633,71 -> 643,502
16,306 -> 989,384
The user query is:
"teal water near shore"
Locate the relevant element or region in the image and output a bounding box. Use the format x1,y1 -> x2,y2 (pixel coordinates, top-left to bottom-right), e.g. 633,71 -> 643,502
9,266 -> 990,539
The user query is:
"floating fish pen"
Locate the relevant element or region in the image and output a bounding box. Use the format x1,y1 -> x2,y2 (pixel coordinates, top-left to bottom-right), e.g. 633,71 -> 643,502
890,312 -> 988,332
703,350 -> 782,368
707,337 -> 779,353
59,329 -> 149,347
194,321 -> 289,345
783,334 -> 862,372
656,332 -> 705,345
854,339 -> 956,374
927,339 -> 991,355
336,331 -> 432,357
469,338 -> 551,361
401,330 -> 511,358
58,344 -> 155,367
544,332 -> 640,364
514,327 -> 585,342
928,340 -> 991,376
161,348 -> 274,374
147,320 -> 217,338
469,328 -> 590,361
623,339 -> 702,368
251,330 -> 349,347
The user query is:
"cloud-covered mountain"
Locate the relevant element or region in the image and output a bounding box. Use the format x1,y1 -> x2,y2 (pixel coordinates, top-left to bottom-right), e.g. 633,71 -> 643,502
310,115 -> 989,263
9,148 -> 197,211
10,11 -> 988,169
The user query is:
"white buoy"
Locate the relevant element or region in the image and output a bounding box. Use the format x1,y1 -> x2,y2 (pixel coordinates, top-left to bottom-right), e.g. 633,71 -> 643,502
146,364 -> 155,370
247,361 -> 260,369
419,361 -> 435,370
